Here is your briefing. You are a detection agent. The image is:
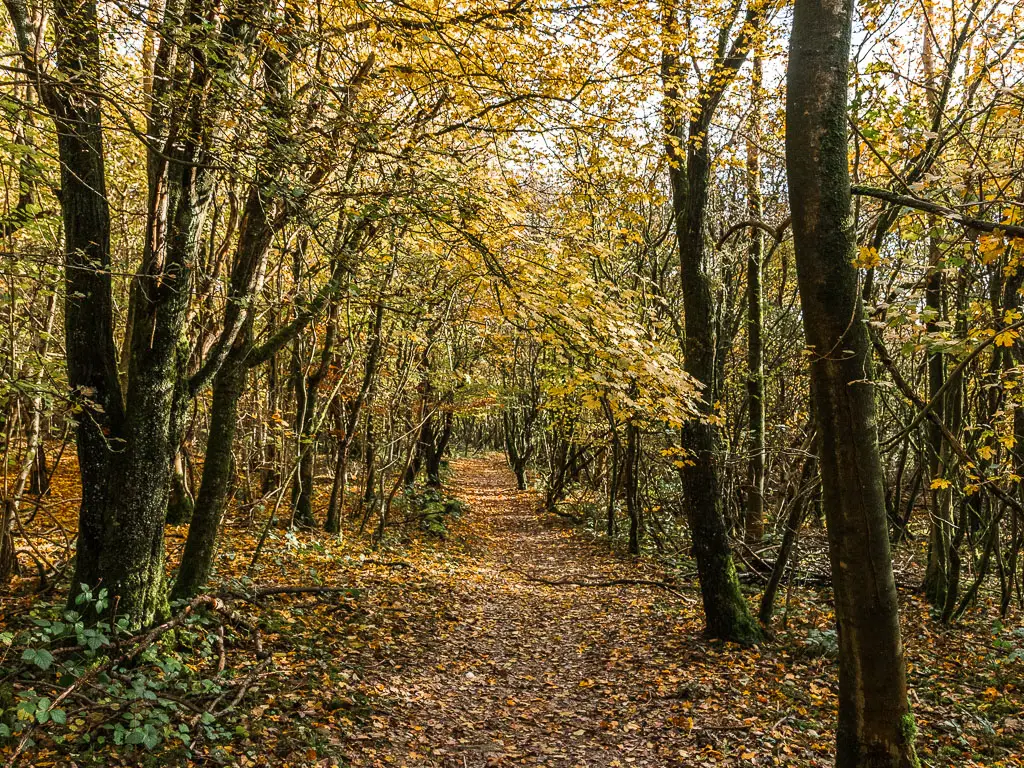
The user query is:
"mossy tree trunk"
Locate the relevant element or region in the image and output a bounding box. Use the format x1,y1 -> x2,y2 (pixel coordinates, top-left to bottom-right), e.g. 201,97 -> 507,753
661,2 -> 764,646
11,0 -> 184,629
172,353 -> 246,600
786,0 -> 918,763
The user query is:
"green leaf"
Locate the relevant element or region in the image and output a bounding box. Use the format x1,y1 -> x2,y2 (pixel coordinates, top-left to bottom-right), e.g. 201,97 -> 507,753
22,648 -> 54,671
35,697 -> 52,724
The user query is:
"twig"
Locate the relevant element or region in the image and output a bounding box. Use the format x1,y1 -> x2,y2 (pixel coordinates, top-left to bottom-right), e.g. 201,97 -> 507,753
188,658 -> 273,750
215,625 -> 226,676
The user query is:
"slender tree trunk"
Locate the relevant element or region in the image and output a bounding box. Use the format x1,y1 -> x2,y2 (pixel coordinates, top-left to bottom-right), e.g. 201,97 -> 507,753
759,439 -> 818,626
602,397 -> 619,538
787,0 -> 917,763
326,401 -> 350,535
670,124 -> 761,645
166,448 -> 194,525
262,356 -> 283,495
363,409 -> 377,505
424,410 -> 452,488
290,369 -> 318,527
625,419 -> 641,555
745,53 -> 766,545
172,356 -> 246,600
920,13 -> 949,606
662,5 -> 762,645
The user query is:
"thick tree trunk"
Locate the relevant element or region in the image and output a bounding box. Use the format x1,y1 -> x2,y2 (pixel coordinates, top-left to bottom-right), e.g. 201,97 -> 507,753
34,0 -> 165,623
50,81 -> 120,596
786,0 -> 918,763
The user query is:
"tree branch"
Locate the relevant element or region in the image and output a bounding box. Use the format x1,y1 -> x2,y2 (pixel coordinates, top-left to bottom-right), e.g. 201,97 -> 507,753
852,185 -> 1024,239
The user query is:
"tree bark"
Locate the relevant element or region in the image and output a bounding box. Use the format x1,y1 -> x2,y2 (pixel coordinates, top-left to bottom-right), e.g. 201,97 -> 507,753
172,354 -> 246,600
786,0 -> 918,763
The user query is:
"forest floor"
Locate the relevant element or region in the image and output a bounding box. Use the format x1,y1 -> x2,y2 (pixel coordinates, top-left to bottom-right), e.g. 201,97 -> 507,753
3,456 -> 1024,767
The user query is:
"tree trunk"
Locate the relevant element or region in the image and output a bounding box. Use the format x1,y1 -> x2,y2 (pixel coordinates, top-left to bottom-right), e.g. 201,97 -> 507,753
669,127 -> 761,645
745,54 -> 766,545
662,5 -> 762,645
424,409 -> 452,488
40,0 -> 176,628
759,439 -> 818,627
625,420 -> 641,555
40,0 -> 125,614
172,356 -> 246,600
291,370 -> 318,527
166,448 -> 194,525
363,410 -> 377,505
786,0 -> 918,763
325,401 -> 350,535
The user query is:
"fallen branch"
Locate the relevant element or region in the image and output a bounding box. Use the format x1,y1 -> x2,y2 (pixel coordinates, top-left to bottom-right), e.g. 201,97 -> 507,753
188,657 -> 273,746
522,573 -> 695,599
545,507 -> 584,524
233,585 -> 358,600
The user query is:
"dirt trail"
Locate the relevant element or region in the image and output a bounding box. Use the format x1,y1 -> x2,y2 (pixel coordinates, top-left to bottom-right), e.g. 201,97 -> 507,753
343,456 -> 730,768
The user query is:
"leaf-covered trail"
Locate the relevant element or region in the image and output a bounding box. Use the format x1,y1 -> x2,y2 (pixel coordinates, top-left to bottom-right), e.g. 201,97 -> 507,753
343,457 -> 769,767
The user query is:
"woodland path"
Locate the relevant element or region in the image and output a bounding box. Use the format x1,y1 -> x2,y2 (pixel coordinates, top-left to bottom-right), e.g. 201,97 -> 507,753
340,457 -> 772,768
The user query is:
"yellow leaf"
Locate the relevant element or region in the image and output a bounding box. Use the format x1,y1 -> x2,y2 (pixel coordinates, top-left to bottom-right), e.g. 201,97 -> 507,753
994,330 -> 1018,347
853,246 -> 880,269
